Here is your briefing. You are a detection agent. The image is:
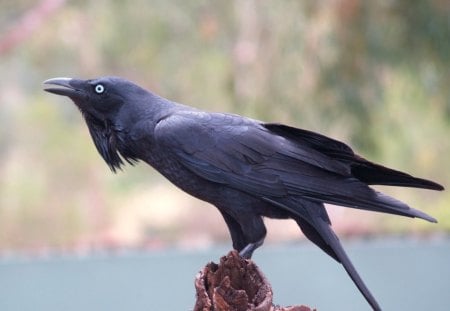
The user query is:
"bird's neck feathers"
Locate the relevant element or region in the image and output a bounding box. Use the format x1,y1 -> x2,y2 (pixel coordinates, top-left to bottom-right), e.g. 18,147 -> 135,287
84,114 -> 137,172
83,91 -> 185,172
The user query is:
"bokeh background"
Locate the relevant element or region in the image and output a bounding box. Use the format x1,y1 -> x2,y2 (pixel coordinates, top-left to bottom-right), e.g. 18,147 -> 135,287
1,0 -> 448,255
1,1 -> 450,310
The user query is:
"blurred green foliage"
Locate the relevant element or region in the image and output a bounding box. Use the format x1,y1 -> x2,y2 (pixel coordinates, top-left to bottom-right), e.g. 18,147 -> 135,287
0,0 -> 449,252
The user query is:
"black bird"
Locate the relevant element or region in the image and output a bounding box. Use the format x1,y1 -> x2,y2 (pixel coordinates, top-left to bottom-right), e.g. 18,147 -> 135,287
44,76 -> 444,311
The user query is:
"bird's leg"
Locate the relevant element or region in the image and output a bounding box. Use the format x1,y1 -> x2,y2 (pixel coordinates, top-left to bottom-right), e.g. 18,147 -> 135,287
218,209 -> 266,259
238,237 -> 265,259
218,209 -> 248,251
237,214 -> 267,258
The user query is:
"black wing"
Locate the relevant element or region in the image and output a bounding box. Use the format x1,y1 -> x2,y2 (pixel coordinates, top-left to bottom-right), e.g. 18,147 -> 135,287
264,123 -> 444,190
154,111 -> 350,195
154,111 -> 437,221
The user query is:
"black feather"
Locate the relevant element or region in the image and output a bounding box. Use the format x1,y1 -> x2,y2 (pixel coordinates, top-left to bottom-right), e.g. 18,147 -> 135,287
264,123 -> 444,190
44,76 -> 444,311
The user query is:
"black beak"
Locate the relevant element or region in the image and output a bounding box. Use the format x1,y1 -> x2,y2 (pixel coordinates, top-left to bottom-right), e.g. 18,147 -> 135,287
43,77 -> 83,98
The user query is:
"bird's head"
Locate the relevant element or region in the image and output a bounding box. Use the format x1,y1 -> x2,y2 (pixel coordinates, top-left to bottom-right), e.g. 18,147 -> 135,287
43,76 -> 148,121
43,76 -> 149,171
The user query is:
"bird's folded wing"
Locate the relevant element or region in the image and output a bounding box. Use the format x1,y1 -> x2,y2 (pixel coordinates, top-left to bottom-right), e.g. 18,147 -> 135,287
264,123 -> 444,190
154,112 -> 356,199
153,111 -> 440,221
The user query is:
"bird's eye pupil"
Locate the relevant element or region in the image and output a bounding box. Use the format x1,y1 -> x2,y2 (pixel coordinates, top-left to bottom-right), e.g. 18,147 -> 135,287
95,84 -> 105,94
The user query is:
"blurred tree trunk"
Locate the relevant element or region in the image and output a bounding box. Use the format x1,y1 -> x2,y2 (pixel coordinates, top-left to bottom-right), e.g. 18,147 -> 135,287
194,251 -> 315,311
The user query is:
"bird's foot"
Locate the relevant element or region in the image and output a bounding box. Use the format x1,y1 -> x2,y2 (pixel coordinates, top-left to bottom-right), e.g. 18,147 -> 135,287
238,238 -> 264,259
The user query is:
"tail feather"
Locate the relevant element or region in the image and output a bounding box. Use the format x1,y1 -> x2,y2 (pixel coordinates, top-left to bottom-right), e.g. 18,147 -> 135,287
294,201 -> 382,311
264,196 -> 436,311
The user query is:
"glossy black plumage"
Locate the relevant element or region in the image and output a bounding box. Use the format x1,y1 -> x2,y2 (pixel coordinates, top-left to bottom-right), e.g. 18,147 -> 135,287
44,76 -> 444,311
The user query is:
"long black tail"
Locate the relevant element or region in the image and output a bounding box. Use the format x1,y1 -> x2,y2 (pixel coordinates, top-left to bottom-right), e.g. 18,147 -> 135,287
293,201 -> 382,311
262,196 -> 382,310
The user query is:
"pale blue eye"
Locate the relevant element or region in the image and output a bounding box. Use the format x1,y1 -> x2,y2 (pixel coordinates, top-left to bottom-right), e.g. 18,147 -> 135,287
95,84 -> 105,94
